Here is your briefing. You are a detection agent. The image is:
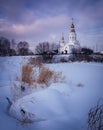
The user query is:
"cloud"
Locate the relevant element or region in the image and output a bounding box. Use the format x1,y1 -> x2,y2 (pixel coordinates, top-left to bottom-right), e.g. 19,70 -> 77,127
1,14 -> 67,33
0,0 -> 103,50
0,14 -> 68,45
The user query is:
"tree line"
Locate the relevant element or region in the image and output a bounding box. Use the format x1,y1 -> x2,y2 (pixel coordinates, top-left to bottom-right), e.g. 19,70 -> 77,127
0,36 -> 34,56
0,36 -> 59,57
1,36 -> 103,63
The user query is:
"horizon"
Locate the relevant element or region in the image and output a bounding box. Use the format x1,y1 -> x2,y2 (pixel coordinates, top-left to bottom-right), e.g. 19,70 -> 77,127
0,0 -> 103,51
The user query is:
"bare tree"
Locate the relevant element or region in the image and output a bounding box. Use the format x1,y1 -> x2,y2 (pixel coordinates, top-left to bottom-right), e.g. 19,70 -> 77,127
35,42 -> 58,63
0,36 -> 10,56
35,42 -> 49,54
17,41 -> 29,55
35,42 -> 58,55
88,101 -> 103,130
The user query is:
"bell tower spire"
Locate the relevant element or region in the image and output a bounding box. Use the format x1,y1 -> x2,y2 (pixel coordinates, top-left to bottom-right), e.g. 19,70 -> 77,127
61,32 -> 64,43
68,18 -> 76,43
70,18 -> 75,32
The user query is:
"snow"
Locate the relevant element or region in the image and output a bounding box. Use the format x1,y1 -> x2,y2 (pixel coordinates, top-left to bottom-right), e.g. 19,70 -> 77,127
0,56 -> 103,130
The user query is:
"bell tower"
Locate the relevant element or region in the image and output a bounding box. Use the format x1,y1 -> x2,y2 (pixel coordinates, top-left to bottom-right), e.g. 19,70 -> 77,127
60,33 -> 65,46
69,18 -> 77,43
59,33 -> 65,53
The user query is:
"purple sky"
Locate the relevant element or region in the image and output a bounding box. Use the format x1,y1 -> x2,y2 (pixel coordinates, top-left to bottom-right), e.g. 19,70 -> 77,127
0,0 -> 103,51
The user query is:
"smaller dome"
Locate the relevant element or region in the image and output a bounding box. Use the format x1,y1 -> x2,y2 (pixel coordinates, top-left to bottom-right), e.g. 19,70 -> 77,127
71,23 -> 74,28
62,36 -> 64,40
61,33 -> 65,43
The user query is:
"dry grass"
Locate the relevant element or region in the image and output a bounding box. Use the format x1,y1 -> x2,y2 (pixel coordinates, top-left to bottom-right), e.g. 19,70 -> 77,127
53,71 -> 65,83
11,61 -> 65,102
22,60 -> 65,87
76,83 -> 84,87
88,101 -> 103,130
37,67 -> 65,86
60,57 -> 68,62
37,67 -> 54,86
22,64 -> 34,85
11,82 -> 21,102
29,57 -> 43,68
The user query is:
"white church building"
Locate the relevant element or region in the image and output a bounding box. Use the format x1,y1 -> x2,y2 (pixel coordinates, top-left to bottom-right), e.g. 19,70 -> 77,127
59,19 -> 80,54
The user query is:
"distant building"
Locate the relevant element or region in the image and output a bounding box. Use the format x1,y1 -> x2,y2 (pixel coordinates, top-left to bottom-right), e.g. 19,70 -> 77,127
59,19 -> 80,54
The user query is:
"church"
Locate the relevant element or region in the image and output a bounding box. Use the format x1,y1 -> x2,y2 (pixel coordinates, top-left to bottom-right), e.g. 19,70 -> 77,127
59,19 -> 80,54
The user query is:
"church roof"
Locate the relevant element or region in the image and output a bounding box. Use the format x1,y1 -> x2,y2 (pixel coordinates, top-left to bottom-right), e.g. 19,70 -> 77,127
71,23 -> 74,28
70,22 -> 75,32
70,18 -> 75,32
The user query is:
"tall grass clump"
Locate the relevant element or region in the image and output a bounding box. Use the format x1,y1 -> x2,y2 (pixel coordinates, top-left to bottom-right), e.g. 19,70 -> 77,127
22,64 -> 34,86
11,57 -> 65,102
37,66 -> 54,86
37,66 -> 65,86
27,57 -> 65,87
21,62 -> 65,87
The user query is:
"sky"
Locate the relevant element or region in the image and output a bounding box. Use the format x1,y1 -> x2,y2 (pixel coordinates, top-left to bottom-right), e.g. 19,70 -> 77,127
0,0 -> 103,51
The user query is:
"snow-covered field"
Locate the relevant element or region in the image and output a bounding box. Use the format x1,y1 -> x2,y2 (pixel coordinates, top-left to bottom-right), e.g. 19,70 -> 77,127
0,56 -> 103,130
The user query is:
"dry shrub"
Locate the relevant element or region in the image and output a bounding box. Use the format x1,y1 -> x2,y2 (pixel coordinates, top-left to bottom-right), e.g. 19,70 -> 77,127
22,64 -> 34,85
37,67 -> 65,86
88,101 -> 103,130
76,83 -> 84,87
37,67 -> 54,86
15,76 -> 20,81
53,71 -> 65,83
60,57 -> 68,62
29,57 -> 43,68
22,61 -> 65,87
11,82 -> 21,102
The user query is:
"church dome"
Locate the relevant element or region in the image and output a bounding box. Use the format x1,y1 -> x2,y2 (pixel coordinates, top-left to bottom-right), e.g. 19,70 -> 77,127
70,22 -> 75,32
71,23 -> 74,28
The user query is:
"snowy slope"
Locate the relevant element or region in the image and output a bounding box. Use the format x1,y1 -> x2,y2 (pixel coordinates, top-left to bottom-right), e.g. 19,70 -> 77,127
0,56 -> 103,130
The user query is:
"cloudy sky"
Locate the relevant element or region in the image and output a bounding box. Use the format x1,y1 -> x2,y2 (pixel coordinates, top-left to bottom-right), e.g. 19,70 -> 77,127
0,0 -> 103,51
